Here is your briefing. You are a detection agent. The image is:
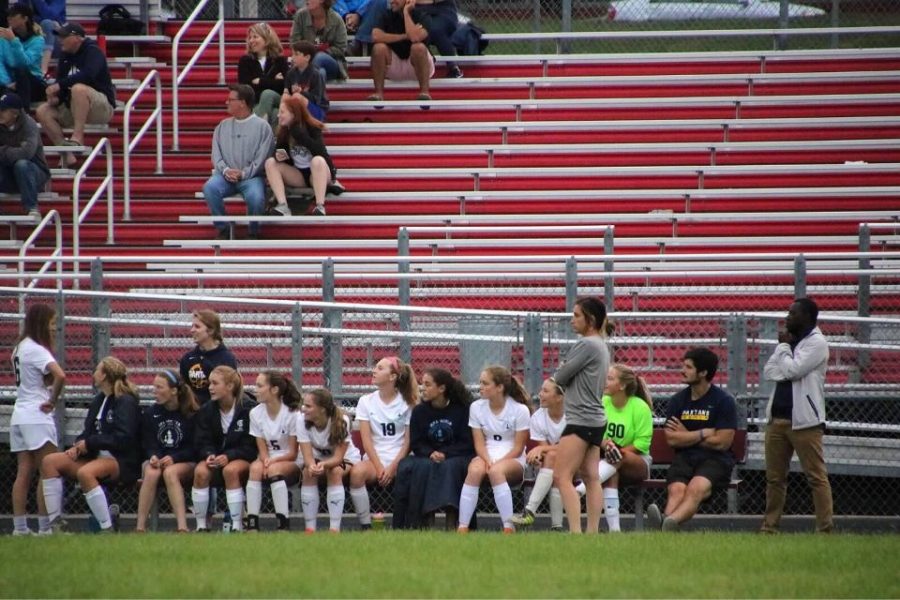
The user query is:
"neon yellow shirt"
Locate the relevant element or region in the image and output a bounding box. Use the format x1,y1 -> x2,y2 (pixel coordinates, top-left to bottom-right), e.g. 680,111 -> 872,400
601,395 -> 653,455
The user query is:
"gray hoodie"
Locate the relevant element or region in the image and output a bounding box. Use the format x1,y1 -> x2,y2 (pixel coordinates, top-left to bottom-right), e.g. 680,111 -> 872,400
0,110 -> 49,175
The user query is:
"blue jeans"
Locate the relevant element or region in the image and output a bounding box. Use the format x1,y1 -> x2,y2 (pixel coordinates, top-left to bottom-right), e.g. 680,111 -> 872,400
354,0 -> 388,44
202,171 -> 265,235
40,19 -> 61,57
412,1 -> 459,66
312,52 -> 342,82
0,159 -> 49,212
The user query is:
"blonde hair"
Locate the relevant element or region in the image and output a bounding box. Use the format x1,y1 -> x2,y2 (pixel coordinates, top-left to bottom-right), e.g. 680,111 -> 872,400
99,356 -> 140,400
210,365 -> 243,403
611,363 -> 652,409
246,22 -> 283,58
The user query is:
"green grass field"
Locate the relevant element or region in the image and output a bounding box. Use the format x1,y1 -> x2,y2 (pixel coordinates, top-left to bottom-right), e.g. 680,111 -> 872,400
2,531 -> 898,598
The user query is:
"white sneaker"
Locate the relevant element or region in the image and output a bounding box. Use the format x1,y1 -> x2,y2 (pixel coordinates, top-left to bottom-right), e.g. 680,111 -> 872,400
273,203 -> 292,217
28,209 -> 41,220
12,529 -> 34,536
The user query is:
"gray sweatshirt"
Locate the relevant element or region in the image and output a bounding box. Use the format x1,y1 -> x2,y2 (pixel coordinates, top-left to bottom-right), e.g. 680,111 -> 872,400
211,114 -> 274,180
0,111 -> 49,175
553,335 -> 609,427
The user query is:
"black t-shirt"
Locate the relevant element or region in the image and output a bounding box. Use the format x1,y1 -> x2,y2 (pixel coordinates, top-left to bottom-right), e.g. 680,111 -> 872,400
378,9 -> 416,60
666,384 -> 738,466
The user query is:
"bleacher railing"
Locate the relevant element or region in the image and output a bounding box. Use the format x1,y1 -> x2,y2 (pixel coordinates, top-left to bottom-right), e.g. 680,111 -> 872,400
171,0 -> 224,151
16,210 -> 63,315
123,70 -> 164,221
71,138 -> 114,288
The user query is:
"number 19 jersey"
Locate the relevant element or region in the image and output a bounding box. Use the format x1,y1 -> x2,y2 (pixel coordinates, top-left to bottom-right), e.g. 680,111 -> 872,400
355,391 -> 412,465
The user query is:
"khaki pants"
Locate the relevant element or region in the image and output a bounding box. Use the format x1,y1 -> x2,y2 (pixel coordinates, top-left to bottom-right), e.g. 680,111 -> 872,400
762,418 -> 833,533
57,87 -> 114,127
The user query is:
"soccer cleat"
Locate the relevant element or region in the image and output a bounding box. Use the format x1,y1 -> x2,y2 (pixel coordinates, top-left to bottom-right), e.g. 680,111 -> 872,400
12,529 -> 34,536
646,503 -> 663,530
457,526 -> 469,534
48,517 -> 70,535
502,527 -> 515,534
276,514 -> 290,531
195,527 -> 210,533
245,515 -> 259,531
661,517 -> 680,532
510,509 -> 535,527
550,526 -> 565,532
109,504 -> 120,532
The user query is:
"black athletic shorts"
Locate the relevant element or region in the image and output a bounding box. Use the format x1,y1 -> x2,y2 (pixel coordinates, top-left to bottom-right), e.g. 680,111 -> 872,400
561,424 -> 605,447
666,452 -> 732,489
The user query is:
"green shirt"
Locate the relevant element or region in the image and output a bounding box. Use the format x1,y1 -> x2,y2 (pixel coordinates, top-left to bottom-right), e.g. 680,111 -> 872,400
601,395 -> 653,455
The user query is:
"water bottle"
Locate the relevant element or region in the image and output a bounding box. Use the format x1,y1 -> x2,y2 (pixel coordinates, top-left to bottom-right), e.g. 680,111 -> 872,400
222,509 -> 232,533
371,512 -> 385,531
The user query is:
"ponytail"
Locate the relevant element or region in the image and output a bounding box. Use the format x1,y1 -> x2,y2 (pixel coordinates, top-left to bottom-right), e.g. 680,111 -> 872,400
385,356 -> 419,407
100,356 -> 140,400
424,368 -> 473,407
159,368 -> 199,417
263,370 -> 302,411
305,387 -> 349,447
483,365 -> 532,414
611,363 -> 653,410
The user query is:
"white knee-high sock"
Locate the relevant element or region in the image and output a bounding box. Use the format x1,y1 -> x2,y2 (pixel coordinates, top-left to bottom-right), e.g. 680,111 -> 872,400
526,468 -> 554,514
84,486 -> 112,530
192,487 -> 210,529
599,460 -> 617,484
326,486 -> 345,531
270,480 -> 289,518
604,487 -> 621,532
226,488 -> 245,531
246,480 -> 262,516
492,482 -> 514,529
300,485 -> 319,531
349,486 -> 371,525
42,477 -> 63,522
549,488 -> 564,529
457,483 -> 479,528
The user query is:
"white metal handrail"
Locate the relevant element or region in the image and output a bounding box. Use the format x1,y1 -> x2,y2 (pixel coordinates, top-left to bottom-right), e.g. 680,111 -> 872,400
72,138 -> 114,286
171,0 -> 224,151
16,209 -> 63,315
123,69 -> 163,221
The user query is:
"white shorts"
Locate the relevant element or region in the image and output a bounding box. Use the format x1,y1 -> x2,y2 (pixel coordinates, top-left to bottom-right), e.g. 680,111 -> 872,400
10,423 -> 58,452
386,49 -> 436,81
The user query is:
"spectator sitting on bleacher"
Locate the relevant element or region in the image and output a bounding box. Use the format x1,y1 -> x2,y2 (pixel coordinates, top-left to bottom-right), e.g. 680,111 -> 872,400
202,84 -> 274,240
646,347 -> 737,532
0,4 -> 46,106
23,0 -> 64,74
368,0 -> 434,102
237,22 -> 289,128
35,22 -> 115,169
411,0 -> 462,78
290,0 -> 349,82
0,91 -> 48,218
284,40 -> 329,122
265,94 -> 342,217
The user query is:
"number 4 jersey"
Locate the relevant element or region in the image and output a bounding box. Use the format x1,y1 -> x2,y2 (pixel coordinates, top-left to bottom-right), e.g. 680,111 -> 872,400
355,391 -> 412,465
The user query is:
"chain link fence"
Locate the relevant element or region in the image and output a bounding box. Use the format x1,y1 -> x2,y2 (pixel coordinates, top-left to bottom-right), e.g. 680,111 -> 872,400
166,0 -> 900,54
1,286 -> 898,528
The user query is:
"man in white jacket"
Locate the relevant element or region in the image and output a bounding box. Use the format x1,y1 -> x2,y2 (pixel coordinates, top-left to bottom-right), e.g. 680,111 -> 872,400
761,297 -> 833,533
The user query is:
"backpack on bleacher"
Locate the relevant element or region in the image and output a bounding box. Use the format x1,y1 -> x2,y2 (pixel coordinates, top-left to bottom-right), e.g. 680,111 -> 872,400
97,4 -> 145,35
451,20 -> 488,56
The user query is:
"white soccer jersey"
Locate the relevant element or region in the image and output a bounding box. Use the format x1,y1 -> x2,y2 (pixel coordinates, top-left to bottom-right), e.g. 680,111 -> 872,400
355,390 -> 412,465
529,408 -> 567,445
468,398 -> 531,462
296,414 -> 361,465
250,403 -> 296,460
11,337 -> 57,426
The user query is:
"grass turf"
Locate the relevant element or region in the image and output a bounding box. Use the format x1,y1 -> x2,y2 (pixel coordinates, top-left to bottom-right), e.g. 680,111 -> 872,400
1,531 -> 899,598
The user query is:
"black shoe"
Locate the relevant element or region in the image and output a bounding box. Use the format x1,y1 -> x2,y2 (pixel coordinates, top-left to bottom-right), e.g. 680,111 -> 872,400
276,514 -> 290,531
326,180 -> 345,196
214,228 -> 230,241
445,66 -> 463,79
109,504 -> 120,532
245,515 -> 259,531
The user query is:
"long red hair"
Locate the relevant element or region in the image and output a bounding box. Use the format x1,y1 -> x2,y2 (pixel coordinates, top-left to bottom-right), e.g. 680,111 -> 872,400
276,95 -> 325,148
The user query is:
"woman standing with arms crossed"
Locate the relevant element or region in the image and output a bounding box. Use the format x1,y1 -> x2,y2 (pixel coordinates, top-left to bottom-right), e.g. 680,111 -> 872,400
10,303 -> 65,535
598,363 -> 653,532
457,365 -> 531,533
180,309 -> 238,406
135,369 -> 199,533
550,296 -> 611,534
191,365 -> 257,532
297,387 -> 361,532
245,371 -> 302,531
40,356 -> 142,533
349,356 -> 417,529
